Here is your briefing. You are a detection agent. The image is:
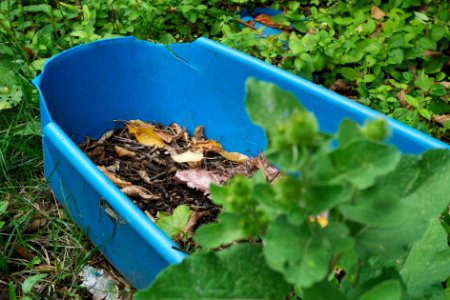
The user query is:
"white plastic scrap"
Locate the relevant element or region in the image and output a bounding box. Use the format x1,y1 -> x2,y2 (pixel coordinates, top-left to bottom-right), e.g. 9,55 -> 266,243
79,265 -> 121,300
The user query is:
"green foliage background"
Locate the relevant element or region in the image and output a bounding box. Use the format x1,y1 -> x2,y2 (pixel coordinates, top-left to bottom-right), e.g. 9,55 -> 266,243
1,0 -> 449,140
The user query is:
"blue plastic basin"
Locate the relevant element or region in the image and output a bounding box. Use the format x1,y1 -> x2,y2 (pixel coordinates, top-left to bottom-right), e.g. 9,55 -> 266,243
33,37 -> 449,289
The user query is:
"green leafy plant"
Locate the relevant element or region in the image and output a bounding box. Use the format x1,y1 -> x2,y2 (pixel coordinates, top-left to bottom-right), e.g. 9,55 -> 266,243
136,78 -> 450,299
156,204 -> 192,240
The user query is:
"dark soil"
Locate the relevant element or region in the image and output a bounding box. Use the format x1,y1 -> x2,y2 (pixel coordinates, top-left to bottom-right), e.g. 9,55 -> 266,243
78,122 -> 273,249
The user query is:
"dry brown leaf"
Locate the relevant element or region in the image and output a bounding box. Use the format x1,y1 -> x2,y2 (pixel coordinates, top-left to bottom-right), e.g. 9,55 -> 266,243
154,128 -> 175,144
253,154 -> 280,182
255,14 -> 290,30
175,210 -> 212,242
170,123 -> 188,141
174,169 -> 228,194
440,82 -> 450,89
329,79 -> 350,93
433,114 -> 450,125
114,145 -> 136,157
371,6 -> 386,20
35,264 -> 55,272
121,185 -> 159,200
137,170 -> 152,184
423,50 -> 441,58
144,210 -> 156,222
192,139 -> 223,153
219,150 -> 249,163
98,165 -> 132,188
24,218 -> 47,233
98,129 -> 114,143
193,125 -> 205,140
127,120 -> 167,148
171,150 -> 204,163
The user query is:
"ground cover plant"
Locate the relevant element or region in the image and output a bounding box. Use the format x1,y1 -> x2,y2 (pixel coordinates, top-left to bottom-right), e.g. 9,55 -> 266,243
0,0 -> 449,298
135,78 -> 450,299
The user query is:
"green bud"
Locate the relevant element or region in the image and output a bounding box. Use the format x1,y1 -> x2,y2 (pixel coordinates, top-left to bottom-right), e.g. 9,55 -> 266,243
362,119 -> 390,141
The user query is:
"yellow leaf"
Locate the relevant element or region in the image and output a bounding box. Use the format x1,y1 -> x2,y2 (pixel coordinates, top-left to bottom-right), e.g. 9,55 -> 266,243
219,150 -> 249,163
193,139 -> 223,152
127,120 -> 166,148
171,150 -> 204,163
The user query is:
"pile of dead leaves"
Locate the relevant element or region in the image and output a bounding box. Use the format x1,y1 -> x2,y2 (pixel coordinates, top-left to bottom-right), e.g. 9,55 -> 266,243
79,120 -> 278,247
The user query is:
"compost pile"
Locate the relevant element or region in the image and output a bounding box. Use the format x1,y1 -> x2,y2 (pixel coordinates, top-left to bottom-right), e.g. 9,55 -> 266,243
78,120 -> 278,248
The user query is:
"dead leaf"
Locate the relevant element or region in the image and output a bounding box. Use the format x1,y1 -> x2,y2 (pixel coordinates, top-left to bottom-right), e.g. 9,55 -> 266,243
137,170 -> 152,184
170,123 -> 188,141
24,218 -> 47,233
35,264 -> 55,272
175,210 -> 212,242
440,82 -> 450,89
252,154 -> 280,182
307,27 -> 316,35
174,169 -> 228,194
355,25 -> 363,33
423,50 -> 441,58
192,139 -> 223,153
329,79 -> 350,94
219,150 -> 249,163
144,210 -> 156,222
397,90 -> 413,110
121,185 -> 159,200
255,14 -> 290,30
171,150 -> 204,163
154,128 -> 175,144
98,165 -> 132,188
193,125 -> 205,140
114,145 -> 136,158
127,120 -> 167,148
371,6 -> 386,20
98,130 -> 114,143
433,114 -> 450,125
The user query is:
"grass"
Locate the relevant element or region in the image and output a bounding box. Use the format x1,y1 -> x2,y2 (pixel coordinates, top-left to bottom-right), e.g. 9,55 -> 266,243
0,94 -> 133,298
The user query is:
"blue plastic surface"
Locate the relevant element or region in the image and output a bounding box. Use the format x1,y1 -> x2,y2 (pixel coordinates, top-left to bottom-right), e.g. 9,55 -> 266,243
33,37 -> 449,289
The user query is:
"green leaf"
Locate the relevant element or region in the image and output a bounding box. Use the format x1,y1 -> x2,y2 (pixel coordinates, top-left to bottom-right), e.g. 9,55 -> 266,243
400,219 -> 450,298
358,280 -> 402,300
22,274 -> 48,294
414,70 -> 433,92
355,150 -> 450,260
263,217 -> 329,289
404,95 -> 419,108
135,244 -> 291,299
12,121 -> 41,137
387,48 -> 404,65
413,11 -> 429,22
430,84 -> 446,97
194,213 -> 248,248
302,280 -> 348,300
23,4 -> 52,15
0,201 -> 8,214
304,184 -> 352,214
156,205 -> 191,239
245,78 -> 304,130
0,67 -> 23,111
340,67 -> 359,81
337,119 -> 365,148
339,187 -> 406,227
324,141 -> 401,189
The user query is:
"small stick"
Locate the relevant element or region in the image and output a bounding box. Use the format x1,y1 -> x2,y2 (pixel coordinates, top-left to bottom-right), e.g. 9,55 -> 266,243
236,18 -> 257,30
